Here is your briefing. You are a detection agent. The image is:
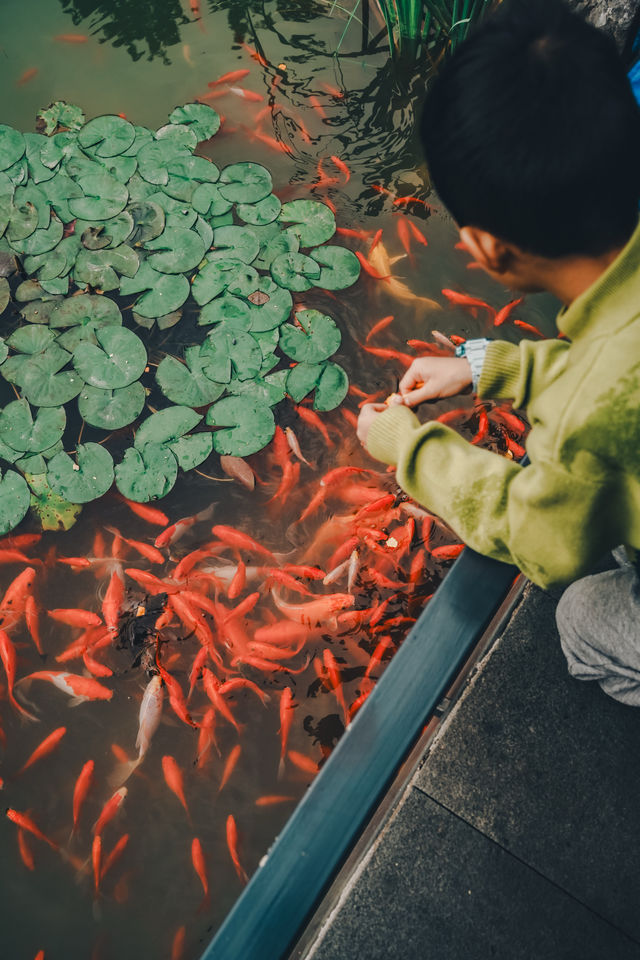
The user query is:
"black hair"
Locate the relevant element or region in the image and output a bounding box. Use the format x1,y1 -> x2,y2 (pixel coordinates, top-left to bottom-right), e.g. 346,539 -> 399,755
420,0 -> 640,257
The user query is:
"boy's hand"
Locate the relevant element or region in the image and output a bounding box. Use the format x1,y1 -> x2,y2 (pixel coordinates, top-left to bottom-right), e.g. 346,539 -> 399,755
357,403 -> 387,447
399,357 -> 472,407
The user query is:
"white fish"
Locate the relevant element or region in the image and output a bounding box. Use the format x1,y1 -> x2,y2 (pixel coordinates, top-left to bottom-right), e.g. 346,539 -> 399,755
368,241 -> 441,310
109,675 -> 164,788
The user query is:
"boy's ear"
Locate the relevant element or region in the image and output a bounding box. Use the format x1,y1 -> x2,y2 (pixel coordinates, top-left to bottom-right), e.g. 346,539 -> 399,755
459,226 -> 513,274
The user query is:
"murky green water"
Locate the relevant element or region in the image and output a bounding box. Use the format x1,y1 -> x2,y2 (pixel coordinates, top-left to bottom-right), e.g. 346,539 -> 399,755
0,3 -> 558,959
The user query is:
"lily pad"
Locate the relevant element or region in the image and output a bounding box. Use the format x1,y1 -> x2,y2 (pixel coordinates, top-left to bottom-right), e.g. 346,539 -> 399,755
121,126 -> 154,157
7,200 -> 38,242
200,329 -> 262,383
156,349 -> 226,406
237,193 -> 281,226
311,244 -> 360,290
37,102 -> 85,137
20,298 -> 62,324
24,133 -> 57,184
228,369 -> 288,406
134,406 -> 202,449
207,395 -> 275,457
0,468 -> 30,534
7,325 -> 55,354
279,309 -> 341,363
27,472 -> 82,531
279,199 -> 336,247
138,141 -> 190,187
22,360 -> 82,407
168,432 -> 213,471
198,294 -> 251,328
115,442 -> 178,502
47,442 -> 114,503
78,211 -> 134,249
270,252 -> 320,292
145,226 -> 205,274
246,277 -> 293,332
219,162 -> 272,204
69,173 -> 129,221
12,216 -> 64,257
156,123 -> 198,151
50,293 -> 121,329
313,361 -> 349,411
79,115 -> 136,158
39,172 -> 83,221
40,276 -> 69,296
169,103 -> 221,142
148,190 -> 197,230
192,258 -> 255,306
192,182 -> 233,218
209,226 -> 259,265
0,126 -> 26,173
74,243 -> 139,290
73,326 -> 147,389
120,261 -> 190,318
167,154 -> 219,186
15,183 -> 50,230
286,362 -> 324,403
127,200 -> 165,244
78,382 -> 146,429
0,400 -> 66,453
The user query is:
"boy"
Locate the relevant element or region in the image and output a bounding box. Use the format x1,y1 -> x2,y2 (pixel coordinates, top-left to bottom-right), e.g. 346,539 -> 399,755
357,0 -> 640,705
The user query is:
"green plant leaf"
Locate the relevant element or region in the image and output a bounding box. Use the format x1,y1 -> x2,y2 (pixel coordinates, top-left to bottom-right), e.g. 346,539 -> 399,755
16,453 -> 46,475
148,190 -> 197,230
271,252 -> 320,292
6,158 -> 28,187
200,329 -> 262,382
78,115 -> 136,158
37,101 -> 85,137
120,261 -> 190,318
0,439 -> 20,463
78,211 -> 134,249
192,258 -> 256,306
7,200 -> 38,242
0,126 -> 26,172
27,471 -> 82,531
137,141 -> 190,187
207,395 -> 275,456
236,193 -> 281,226
39,172 -> 83,221
74,243 -> 139,290
22,362 -> 82,407
209,225 -> 259,265
192,182 -> 233,218
279,309 -> 341,362
73,326 -> 147,389
313,361 -> 349,411
219,162 -> 272,204
157,309 -> 182,330
24,133 -> 57,184
7,325 -> 55,354
50,293 -> 121,329
286,362 -> 324,403
169,103 -> 221,142
0,332 -> 6,359
121,126 -> 154,157
39,275 -> 69,296
20,298 -> 62,324
168,432 -> 213,470
156,350 -> 225,406
15,183 -> 50,230
156,123 -> 198,151
311,244 -> 361,290
134,406 -> 202,448
254,230 -> 300,270
115,442 -> 178,502
0,468 -> 30,534
246,277 -> 293,332
194,214 -> 213,252
279,199 -> 336,247
47,442 -> 114,503
227,368 -> 288,406
11,216 -> 64,257
198,293 -> 251,328
78,382 -> 146,429
0,400 -> 66,452
69,173 -> 129,220
145,226 -> 205,273
127,200 -> 165,244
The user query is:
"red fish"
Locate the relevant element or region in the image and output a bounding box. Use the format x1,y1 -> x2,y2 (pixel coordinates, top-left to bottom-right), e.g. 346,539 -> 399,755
355,251 -> 390,280
17,828 -> 35,870
0,566 -> 37,619
361,344 -> 414,367
271,589 -> 354,627
48,609 -> 102,628
0,630 -> 38,721
471,407 -> 489,445
278,687 -> 296,776
92,834 -> 102,895
239,41 -> 268,67
6,809 -> 58,850
309,95 -> 327,119
17,67 -> 38,86
100,833 -> 129,882
72,759 -> 95,836
494,297 -> 524,326
330,155 -> 350,182
295,404 -> 333,447
209,69 -> 250,86
24,596 -> 43,656
492,408 -> 526,435
219,743 -> 241,793
407,220 -> 428,246
162,756 -> 191,819
506,435 -> 526,459
321,82 -> 344,98
17,727 -> 66,776
365,315 -> 394,343
102,568 -> 124,633
288,750 -> 318,775
229,86 -> 263,102
513,318 -> 545,338
431,544 -> 465,560
191,837 -> 210,909
54,33 -> 88,43
211,525 -> 276,562
228,560 -> 246,600
226,814 -> 248,884
157,663 -> 197,729
171,927 -> 187,960
119,497 -> 169,527
255,795 -> 295,806
441,288 -> 496,320
323,649 -> 348,722
19,671 -> 113,704
93,787 -> 127,836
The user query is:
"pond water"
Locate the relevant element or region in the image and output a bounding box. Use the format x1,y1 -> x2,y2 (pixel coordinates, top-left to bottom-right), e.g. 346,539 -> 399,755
0,3 -> 558,959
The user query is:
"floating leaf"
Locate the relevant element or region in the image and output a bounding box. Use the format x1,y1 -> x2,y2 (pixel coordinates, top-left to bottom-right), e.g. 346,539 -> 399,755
0,468 -> 30,534
73,326 -> 147,389
192,182 -> 233,218
286,362 -> 324,403
0,126 -> 26,173
134,406 -> 202,449
167,154 -> 219,186
47,442 -> 114,504
192,258 -> 255,307
78,211 -> 134,249
279,309 -> 341,363
37,102 -> 85,136
0,400 -> 66,453
20,298 -> 62,324
156,123 -> 198,151
311,244 -> 361,290
16,453 -> 46,475
78,382 -> 146,429
254,230 -> 299,270
145,226 -> 205,274
270,252 -> 320,292
15,183 -> 50,230
23,133 -> 57,184
157,309 -> 182,330
127,200 -> 165,244
78,115 -> 136,158
148,190 -> 197,230
94,153 -> 138,185
279,199 -> 336,247
198,294 -> 251,328
207,395 -> 275,457
39,276 -> 69,296
12,216 -> 64,257
228,369 -> 288,406
120,261 -> 190,318
7,325 -> 55,354
73,243 -> 139,290
168,432 -> 213,471
115,443 -> 178,502
0,439 -> 20,464
313,361 -> 349,411
0,333 -> 6,360
27,472 -> 82,530
0,279 -> 8,316
22,360 -> 82,407
69,172 -> 129,220
121,126 -> 154,157
50,293 -> 121,329
169,103 -> 221,142
236,193 -> 281,226
209,226 -> 259,265
219,162 -> 272,204
7,200 -> 38,242
138,141 -> 190,187
200,329 -> 262,383
246,277 -> 293,332
156,350 -> 226,406
193,214 -> 213,252
39,172 -> 83,221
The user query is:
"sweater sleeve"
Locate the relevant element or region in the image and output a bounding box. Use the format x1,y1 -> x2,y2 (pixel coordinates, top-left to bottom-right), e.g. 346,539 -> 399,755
366,409 -> 621,590
478,338 -> 570,405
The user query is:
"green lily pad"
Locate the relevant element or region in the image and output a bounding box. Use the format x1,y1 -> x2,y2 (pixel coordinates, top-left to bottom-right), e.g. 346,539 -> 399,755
47,442 -> 114,504
69,173 -> 129,221
134,406 -> 202,448
168,432 -> 213,470
39,172 -> 83,221
0,400 -> 66,453
120,261 -> 190,318
0,126 -> 26,173
0,279 -> 8,316
94,153 -> 138,184
40,276 -> 69,296
73,326 -> 147,389
286,362 -> 324,403
23,246 -> 68,282
167,154 -> 219,186
313,361 -> 348,411
236,193 -> 281,226
5,158 -> 28,187
16,453 -> 46,475
219,162 -> 272,204
198,293 -> 251,328
169,103 -> 221,142
148,190 -> 197,230
127,173 -> 156,201
156,349 -> 226,406
156,123 -> 198,151
15,183 -> 50,230
73,243 -> 139,290
115,442 -> 178,502
24,133 -> 57,184
192,182 -> 233,218
27,472 -> 82,531
207,395 -> 275,457
157,309 -> 183,330
7,200 -> 38,242
121,126 -> 154,157
228,368 -> 288,406
271,252 -> 320,292
246,277 -> 293,332
78,381 -> 146,429
0,439 -> 20,463
145,226 -> 205,274
200,329 -> 262,383
7,325 -> 55,354
209,226 -> 259,265
0,468 -> 30,534
279,199 -> 336,247
311,244 -> 361,290
37,102 -> 85,137
78,211 -> 134,249
138,141 -> 190,187
79,115 -> 136,158
192,258 -> 256,307
22,361 -> 82,407
279,309 -> 341,363
50,293 -> 121,329
12,216 -> 64,257
20,298 -> 62,324
127,200 -> 166,244
194,214 -> 213,252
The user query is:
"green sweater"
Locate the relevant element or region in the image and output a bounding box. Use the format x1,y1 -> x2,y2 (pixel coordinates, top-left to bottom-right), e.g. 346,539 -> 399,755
366,220 -> 640,590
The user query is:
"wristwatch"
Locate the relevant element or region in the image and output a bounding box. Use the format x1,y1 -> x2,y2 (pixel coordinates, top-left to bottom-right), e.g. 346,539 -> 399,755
455,338 -> 492,392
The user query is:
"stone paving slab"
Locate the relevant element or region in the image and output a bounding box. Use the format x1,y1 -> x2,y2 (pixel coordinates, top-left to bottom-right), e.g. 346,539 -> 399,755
415,584 -> 640,941
308,786 -> 640,960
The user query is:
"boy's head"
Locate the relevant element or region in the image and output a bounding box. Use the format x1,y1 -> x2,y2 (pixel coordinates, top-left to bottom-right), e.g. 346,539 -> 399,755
420,0 -> 640,289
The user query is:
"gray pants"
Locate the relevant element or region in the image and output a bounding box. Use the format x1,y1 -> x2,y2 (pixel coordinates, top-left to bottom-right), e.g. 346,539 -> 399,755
556,553 -> 640,706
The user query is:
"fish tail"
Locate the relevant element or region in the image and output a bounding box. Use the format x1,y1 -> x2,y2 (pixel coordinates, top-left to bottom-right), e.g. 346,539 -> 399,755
10,691 -> 39,723
107,757 -> 141,791
277,755 -> 286,780
196,891 -> 211,915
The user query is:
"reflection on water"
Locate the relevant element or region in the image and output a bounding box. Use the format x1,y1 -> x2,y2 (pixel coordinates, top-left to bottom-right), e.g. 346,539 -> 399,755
0,2 -> 559,958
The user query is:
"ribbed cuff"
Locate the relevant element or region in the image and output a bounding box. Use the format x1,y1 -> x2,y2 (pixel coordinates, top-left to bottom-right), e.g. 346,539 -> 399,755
477,341 -> 521,399
365,405 -> 420,465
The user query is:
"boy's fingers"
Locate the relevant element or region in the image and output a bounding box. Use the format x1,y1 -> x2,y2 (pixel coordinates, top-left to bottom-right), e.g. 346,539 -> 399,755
402,384 -> 434,407
399,367 -> 425,394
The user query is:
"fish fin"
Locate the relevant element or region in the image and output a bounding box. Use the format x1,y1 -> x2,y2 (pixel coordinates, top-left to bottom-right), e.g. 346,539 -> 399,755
107,757 -> 141,790
277,756 -> 286,780
196,504 -> 215,522
67,696 -> 87,708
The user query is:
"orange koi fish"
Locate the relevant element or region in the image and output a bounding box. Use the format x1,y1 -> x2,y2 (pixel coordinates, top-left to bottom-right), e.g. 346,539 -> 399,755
54,33 -> 88,43
228,560 -> 246,600
218,677 -> 270,704
202,668 -> 240,731
0,566 -> 37,620
471,407 -> 489,445
441,289 -> 496,319
229,86 -> 263,102
281,564 -> 325,580
119,497 -> 169,527
24,595 -> 43,656
120,536 -> 164,565
18,671 -> 113,705
93,787 -> 127,836
48,609 -> 102,628
278,687 -> 295,777
17,726 -> 66,776
17,67 -> 38,86
309,95 -> 327,120
513,318 -> 545,338
100,833 -> 129,882
330,155 -> 350,182
262,568 -> 313,597
17,828 -> 35,870
494,297 -> 524,326
285,426 -> 313,468
239,41 -> 268,67
323,649 -> 348,722
157,663 -> 197,729
407,220 -> 428,246
431,543 -> 465,560
125,568 -> 180,595
295,404 -> 333,446
72,759 -> 95,836
271,589 -> 354,627
218,744 -> 241,793
226,814 -> 248,884
336,226 -> 372,240
220,455 -> 255,490
92,834 -> 102,895
321,82 -> 344,98
102,568 -> 124,633
348,689 -> 371,720
355,251 -> 390,280
162,756 -> 191,819
209,68 -> 250,86
396,217 -> 414,265
287,750 -> 318,775
506,435 -> 526,459
196,707 -> 219,767
0,630 -> 38,721
365,315 -> 394,342
492,408 -> 526,435
191,837 -> 210,908
361,344 -> 414,367
6,808 -> 58,850
171,927 -> 187,960
211,525 -> 276,562
255,795 -> 296,806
